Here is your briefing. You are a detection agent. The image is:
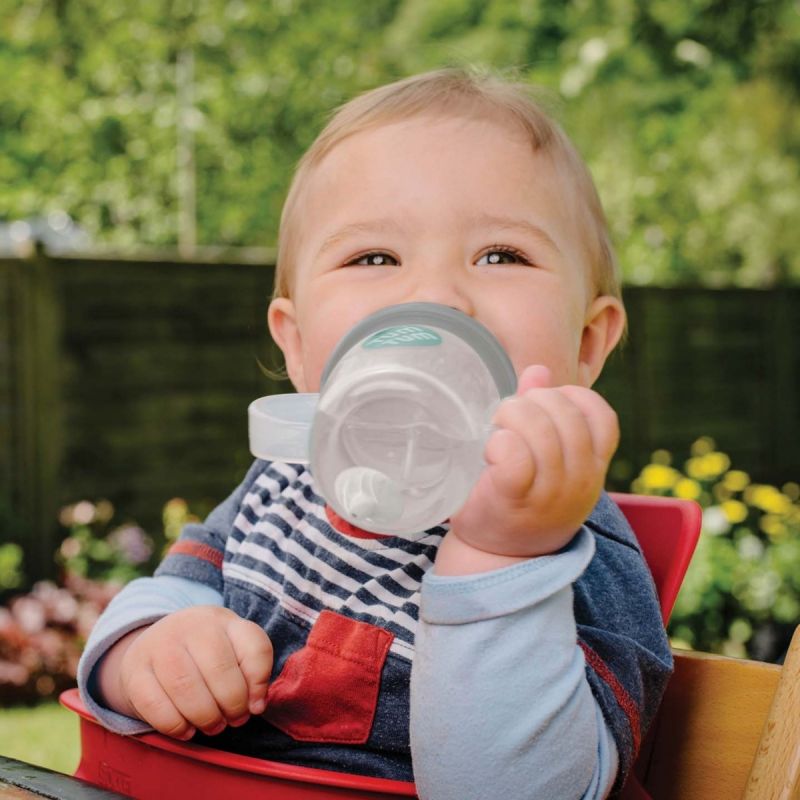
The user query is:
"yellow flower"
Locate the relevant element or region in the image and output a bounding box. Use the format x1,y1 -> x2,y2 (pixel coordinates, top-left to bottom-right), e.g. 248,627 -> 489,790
782,482 -> 800,501
722,470 -> 750,492
686,452 -> 730,480
685,458 -> 704,480
713,483 -> 732,502
691,436 -> 716,456
760,514 -> 788,538
639,464 -> 681,491
162,497 -> 199,541
704,452 -> 731,476
651,449 -> 672,465
674,478 -> 702,499
746,485 -> 793,515
721,499 -> 748,524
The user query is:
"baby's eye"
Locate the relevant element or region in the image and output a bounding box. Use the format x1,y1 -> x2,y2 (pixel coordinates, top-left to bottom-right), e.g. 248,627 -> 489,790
344,251 -> 400,267
476,247 -> 532,266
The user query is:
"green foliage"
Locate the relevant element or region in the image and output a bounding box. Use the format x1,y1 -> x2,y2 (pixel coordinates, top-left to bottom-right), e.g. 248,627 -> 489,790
0,495 -> 202,705
632,437 -> 800,661
0,542 -> 24,590
2,0 -> 799,285
56,499 -> 157,584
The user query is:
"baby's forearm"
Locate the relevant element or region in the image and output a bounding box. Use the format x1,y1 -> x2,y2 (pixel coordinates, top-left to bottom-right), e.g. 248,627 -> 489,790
96,627 -> 149,719
434,528 -> 530,575
412,528 -> 618,799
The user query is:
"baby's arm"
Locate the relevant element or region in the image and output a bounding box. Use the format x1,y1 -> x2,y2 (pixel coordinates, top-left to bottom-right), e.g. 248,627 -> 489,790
78,459 -> 272,737
409,367 -> 665,798
410,530 -> 617,800
78,575 -> 222,734
411,503 -> 672,799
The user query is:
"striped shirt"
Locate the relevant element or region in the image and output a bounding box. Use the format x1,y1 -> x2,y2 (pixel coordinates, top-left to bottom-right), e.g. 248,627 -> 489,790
222,460 -> 446,661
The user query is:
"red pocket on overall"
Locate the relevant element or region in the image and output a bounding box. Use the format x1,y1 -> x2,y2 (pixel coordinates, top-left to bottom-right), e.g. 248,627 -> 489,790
264,610 -> 394,744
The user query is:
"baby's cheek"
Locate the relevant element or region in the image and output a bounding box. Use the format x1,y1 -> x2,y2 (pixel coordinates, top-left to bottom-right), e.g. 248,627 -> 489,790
299,343 -> 327,393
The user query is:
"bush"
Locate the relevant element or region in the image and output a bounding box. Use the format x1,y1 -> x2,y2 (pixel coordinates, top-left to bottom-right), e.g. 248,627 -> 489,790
0,575 -> 119,705
632,437 -> 800,662
0,543 -> 25,591
0,497 -> 200,705
56,500 -> 157,584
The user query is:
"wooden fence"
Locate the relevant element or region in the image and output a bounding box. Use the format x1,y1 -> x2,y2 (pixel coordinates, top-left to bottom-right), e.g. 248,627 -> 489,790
2,252 -> 798,581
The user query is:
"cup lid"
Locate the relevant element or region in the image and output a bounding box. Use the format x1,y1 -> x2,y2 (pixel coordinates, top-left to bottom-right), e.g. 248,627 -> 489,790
319,303 -> 517,398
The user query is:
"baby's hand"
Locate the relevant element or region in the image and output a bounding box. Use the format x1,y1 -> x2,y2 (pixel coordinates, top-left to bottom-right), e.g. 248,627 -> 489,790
443,365 -> 619,569
101,606 -> 273,740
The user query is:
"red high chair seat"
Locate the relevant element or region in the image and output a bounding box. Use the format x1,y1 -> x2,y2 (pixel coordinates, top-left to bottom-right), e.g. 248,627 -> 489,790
62,493 -> 702,799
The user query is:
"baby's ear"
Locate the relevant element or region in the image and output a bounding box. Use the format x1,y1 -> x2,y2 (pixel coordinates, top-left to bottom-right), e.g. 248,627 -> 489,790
577,295 -> 626,387
267,297 -> 307,392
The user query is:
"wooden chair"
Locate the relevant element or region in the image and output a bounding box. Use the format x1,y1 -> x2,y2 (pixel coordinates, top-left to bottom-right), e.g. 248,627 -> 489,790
629,625 -> 800,800
615,495 -> 800,800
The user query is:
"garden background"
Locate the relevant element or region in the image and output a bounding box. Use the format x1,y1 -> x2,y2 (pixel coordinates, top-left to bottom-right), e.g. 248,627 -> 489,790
1,0 -> 799,774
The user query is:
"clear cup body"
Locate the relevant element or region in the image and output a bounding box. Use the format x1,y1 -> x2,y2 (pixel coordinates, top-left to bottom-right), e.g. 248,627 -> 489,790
310,325 -> 500,536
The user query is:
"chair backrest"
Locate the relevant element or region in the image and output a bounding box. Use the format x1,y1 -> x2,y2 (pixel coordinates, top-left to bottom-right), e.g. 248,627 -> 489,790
611,495 -> 800,800
636,626 -> 800,800
609,493 -> 703,624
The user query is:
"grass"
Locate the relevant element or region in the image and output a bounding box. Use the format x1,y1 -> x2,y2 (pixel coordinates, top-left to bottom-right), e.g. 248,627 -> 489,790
0,701 -> 81,775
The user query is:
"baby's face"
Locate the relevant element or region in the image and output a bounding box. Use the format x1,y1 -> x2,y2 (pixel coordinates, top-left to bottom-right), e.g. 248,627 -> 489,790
269,114 -> 622,393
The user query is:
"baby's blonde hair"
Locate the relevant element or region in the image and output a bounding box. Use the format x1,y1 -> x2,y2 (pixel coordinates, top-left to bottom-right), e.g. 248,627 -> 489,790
271,66 -> 621,306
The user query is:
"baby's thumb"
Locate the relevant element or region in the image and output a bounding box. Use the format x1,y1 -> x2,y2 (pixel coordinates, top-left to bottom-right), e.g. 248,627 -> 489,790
227,617 -> 273,715
517,364 -> 552,395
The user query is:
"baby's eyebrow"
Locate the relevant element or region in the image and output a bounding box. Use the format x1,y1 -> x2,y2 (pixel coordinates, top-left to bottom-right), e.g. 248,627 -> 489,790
317,219 -> 404,257
467,214 -> 561,254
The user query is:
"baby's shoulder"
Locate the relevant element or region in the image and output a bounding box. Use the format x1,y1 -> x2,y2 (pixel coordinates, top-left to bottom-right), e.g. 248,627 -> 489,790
578,493 -> 660,611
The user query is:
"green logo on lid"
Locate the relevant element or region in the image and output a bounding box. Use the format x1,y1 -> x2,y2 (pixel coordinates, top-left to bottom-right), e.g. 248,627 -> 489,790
363,325 -> 442,349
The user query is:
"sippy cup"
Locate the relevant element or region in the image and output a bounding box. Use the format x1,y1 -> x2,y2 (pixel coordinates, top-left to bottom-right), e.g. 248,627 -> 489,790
248,302 -> 517,536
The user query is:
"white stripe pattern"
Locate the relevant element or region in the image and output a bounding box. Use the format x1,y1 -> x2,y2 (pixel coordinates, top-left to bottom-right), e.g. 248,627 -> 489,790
222,462 -> 445,662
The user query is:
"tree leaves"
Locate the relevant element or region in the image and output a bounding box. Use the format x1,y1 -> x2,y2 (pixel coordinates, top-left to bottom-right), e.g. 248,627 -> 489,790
2,0 -> 798,284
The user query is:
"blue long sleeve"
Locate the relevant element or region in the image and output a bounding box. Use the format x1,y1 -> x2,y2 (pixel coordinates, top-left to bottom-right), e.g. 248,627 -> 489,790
410,528 -> 618,800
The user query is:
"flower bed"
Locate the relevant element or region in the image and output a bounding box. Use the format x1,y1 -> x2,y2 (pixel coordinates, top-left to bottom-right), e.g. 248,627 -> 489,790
633,437 -> 800,662
0,498 -> 199,705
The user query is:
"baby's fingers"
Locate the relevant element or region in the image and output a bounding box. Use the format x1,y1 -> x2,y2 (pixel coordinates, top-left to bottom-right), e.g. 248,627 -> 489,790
151,643 -> 229,736
186,625 -> 251,727
123,666 -> 196,741
557,386 -> 620,463
226,617 -> 274,715
483,427 -> 536,499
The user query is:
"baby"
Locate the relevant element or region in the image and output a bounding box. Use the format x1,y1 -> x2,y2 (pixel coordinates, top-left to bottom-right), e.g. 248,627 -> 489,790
78,68 -> 671,799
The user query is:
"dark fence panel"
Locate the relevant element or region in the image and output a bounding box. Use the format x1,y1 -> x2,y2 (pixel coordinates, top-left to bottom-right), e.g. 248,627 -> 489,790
1,253 -> 288,580
0,263 -> 16,538
596,287 -> 799,487
1,253 -> 798,581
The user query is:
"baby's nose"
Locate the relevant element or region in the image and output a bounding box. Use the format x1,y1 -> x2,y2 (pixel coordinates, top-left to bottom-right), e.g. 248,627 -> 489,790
405,276 -> 475,317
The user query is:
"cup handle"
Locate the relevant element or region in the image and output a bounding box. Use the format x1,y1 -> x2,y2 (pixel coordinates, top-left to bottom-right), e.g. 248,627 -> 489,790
248,393 -> 319,464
